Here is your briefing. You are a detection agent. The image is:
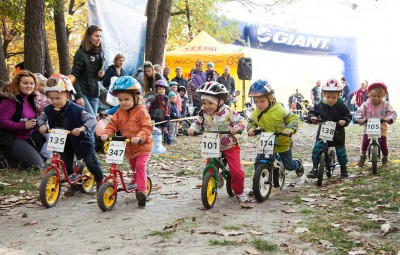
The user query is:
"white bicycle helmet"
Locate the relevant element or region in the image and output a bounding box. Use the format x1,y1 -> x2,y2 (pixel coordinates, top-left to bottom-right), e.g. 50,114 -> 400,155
322,78 -> 342,92
196,81 -> 229,101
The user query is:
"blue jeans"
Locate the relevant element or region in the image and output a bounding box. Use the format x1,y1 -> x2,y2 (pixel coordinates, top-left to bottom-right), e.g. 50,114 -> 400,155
254,150 -> 300,171
81,96 -> 99,117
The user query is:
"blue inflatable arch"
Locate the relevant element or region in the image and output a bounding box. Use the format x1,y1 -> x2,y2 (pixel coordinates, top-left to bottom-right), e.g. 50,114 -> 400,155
237,23 -> 359,91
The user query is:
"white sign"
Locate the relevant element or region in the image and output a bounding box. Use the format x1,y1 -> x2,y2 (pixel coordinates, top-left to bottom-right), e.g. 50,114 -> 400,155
366,118 -> 381,138
106,140 -> 126,164
319,121 -> 336,141
201,133 -> 220,158
47,129 -> 68,152
257,132 -> 275,155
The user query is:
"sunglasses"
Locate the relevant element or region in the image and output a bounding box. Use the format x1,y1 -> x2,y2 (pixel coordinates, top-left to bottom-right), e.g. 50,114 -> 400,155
88,25 -> 99,30
144,64 -> 153,68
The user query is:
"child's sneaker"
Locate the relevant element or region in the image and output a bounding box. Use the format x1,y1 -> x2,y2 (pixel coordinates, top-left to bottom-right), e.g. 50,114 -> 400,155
236,193 -> 251,203
382,156 -> 388,165
136,191 -> 146,207
357,152 -> 367,167
294,159 -> 304,177
306,168 -> 318,179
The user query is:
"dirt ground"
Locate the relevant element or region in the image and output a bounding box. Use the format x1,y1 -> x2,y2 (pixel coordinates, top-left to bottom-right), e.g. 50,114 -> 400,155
0,122 -> 399,255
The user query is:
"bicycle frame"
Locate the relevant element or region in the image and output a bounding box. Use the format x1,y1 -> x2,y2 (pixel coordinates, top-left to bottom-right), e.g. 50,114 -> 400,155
101,164 -> 135,197
368,137 -> 381,161
202,156 -> 228,190
44,152 -> 87,187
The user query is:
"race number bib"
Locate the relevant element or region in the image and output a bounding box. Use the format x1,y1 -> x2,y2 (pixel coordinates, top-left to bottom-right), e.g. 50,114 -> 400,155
319,121 -> 336,141
106,140 -> 126,164
257,132 -> 275,155
47,129 -> 68,152
366,118 -> 381,138
201,133 -> 220,158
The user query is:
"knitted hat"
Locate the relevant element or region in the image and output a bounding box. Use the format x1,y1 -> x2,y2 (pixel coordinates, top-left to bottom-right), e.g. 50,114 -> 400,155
168,91 -> 176,98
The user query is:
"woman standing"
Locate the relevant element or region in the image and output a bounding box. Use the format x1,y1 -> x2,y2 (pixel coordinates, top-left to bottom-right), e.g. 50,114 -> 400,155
71,25 -> 105,117
349,80 -> 369,109
0,70 -> 44,170
103,54 -> 127,89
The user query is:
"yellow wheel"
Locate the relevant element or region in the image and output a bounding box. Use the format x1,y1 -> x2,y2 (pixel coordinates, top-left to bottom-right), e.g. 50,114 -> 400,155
97,182 -> 117,212
201,172 -> 217,209
78,164 -> 95,193
146,177 -> 152,198
39,171 -> 60,208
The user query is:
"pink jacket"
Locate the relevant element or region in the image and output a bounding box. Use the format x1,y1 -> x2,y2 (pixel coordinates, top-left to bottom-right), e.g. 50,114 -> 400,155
354,98 -> 397,136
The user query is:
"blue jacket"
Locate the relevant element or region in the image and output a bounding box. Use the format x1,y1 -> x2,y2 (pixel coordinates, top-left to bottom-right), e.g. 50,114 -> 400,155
170,103 -> 181,120
43,101 -> 95,157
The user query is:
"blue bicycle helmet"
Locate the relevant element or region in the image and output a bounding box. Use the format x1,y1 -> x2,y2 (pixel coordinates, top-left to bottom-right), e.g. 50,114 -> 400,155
111,76 -> 141,96
169,81 -> 179,87
248,79 -> 274,97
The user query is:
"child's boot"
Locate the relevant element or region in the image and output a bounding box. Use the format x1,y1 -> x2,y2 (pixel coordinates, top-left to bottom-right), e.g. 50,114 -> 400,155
136,191 -> 147,207
382,156 -> 388,165
96,181 -> 103,192
306,167 -> 318,179
357,151 -> 367,167
340,165 -> 348,178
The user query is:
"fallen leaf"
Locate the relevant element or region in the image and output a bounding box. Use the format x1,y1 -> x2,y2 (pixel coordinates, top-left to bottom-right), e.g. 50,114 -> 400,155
248,230 -> 263,235
245,247 -> 262,255
301,197 -> 316,202
348,250 -> 367,255
319,239 -> 333,248
218,230 -> 244,236
195,184 -> 202,189
282,209 -> 296,213
294,227 -> 309,233
288,246 -> 304,255
23,220 -> 38,226
381,222 -> 392,236
240,203 -> 253,209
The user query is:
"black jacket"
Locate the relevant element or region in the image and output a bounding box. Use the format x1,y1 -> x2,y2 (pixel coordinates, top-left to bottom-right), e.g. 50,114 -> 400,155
307,97 -> 351,146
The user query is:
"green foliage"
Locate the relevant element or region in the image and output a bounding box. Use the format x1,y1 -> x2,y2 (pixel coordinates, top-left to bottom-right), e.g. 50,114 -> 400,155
0,0 -> 25,34
168,0 -> 239,51
209,239 -> 240,246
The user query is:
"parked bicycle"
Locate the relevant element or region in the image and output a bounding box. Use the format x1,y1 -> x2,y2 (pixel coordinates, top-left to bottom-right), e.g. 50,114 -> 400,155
39,129 -> 94,208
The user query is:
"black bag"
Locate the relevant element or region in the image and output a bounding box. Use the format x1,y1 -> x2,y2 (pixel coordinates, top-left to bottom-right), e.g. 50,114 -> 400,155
29,130 -> 46,152
0,130 -> 17,153
152,108 -> 165,122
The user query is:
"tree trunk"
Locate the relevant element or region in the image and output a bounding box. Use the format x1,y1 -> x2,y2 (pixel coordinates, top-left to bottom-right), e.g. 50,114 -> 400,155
54,0 -> 71,74
24,0 -> 46,74
0,34 -> 9,86
145,0 -> 158,62
149,0 -> 173,65
44,35 -> 53,77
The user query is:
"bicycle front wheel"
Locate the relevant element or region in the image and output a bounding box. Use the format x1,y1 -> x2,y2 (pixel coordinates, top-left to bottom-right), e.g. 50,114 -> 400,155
39,171 -> 60,208
201,172 -> 217,209
371,145 -> 378,175
317,154 -> 325,186
97,182 -> 117,212
253,163 -> 272,202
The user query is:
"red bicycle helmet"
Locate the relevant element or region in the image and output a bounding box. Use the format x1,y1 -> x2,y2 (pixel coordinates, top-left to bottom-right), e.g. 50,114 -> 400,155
367,81 -> 387,93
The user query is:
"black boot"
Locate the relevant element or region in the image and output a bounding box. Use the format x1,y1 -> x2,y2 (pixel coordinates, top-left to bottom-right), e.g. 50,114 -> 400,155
340,165 -> 348,178
307,168 -> 318,179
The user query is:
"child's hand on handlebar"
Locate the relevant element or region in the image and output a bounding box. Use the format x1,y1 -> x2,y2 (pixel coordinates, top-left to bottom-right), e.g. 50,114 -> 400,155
384,117 -> 393,124
357,118 -> 365,125
131,137 -> 143,145
230,127 -> 239,135
338,120 -> 346,126
282,128 -> 292,136
100,134 -> 109,142
71,127 -> 85,137
311,116 -> 318,124
247,128 -> 256,136
187,128 -> 195,136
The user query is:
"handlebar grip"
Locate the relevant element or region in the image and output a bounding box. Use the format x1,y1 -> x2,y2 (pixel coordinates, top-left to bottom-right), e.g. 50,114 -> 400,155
109,136 -> 128,142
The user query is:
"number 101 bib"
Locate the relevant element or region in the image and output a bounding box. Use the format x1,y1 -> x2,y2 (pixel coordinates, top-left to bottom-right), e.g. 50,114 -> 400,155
201,133 -> 220,158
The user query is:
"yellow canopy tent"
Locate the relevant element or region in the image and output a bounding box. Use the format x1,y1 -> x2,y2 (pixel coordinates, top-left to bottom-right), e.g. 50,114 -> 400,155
165,31 -> 249,110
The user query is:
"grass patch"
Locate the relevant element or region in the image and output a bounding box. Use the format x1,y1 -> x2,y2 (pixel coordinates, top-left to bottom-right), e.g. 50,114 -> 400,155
300,208 -> 313,214
294,195 -> 302,204
0,169 -> 41,195
147,230 -> 174,238
359,220 -> 381,231
301,220 -> 358,251
223,225 -> 241,230
209,239 -> 240,246
251,238 -> 278,252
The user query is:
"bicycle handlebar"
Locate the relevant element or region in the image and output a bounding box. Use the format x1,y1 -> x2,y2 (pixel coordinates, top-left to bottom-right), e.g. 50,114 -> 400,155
363,118 -> 391,124
108,136 -> 142,145
47,129 -> 86,138
183,130 -> 243,136
254,128 -> 292,137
